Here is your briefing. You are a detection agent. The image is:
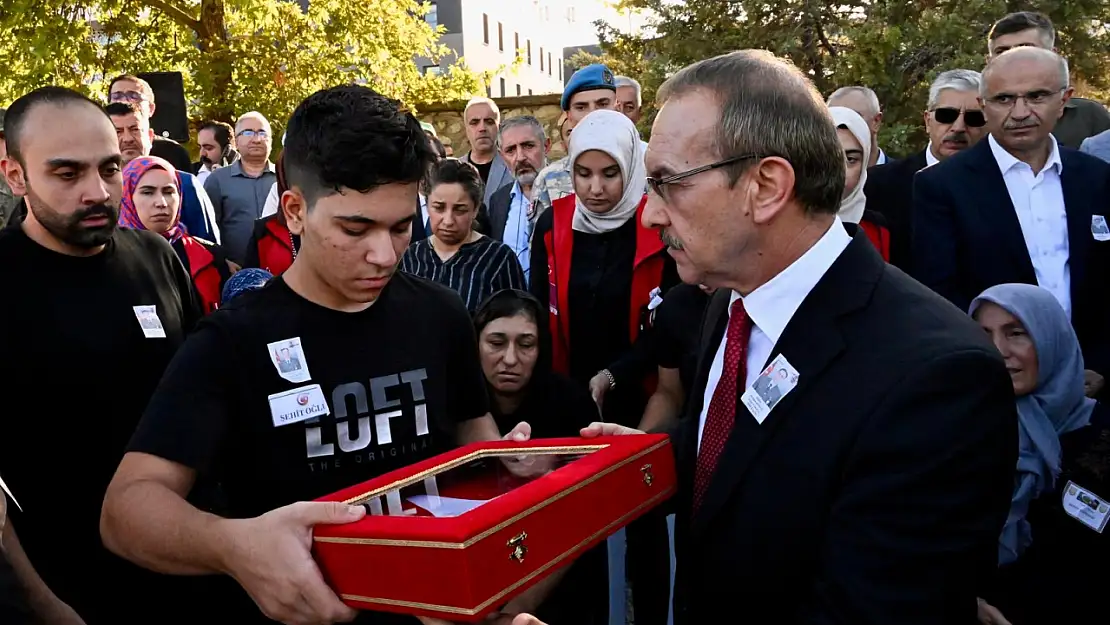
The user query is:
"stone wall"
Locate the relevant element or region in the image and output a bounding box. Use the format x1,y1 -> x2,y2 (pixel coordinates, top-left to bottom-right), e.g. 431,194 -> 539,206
419,94 -> 567,159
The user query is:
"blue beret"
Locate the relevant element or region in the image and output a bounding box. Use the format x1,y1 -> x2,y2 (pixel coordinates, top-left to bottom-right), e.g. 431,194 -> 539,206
561,64 -> 617,111
222,268 -> 273,303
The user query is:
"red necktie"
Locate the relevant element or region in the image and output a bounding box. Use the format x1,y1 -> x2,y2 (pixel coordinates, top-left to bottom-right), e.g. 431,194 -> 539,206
693,298 -> 753,511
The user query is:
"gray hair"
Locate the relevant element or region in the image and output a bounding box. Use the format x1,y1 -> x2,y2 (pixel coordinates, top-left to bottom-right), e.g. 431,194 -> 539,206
499,115 -> 546,144
927,70 -> 983,109
235,111 -> 270,134
827,86 -> 881,117
980,47 -> 1070,98
657,50 -> 845,215
614,76 -> 642,107
463,96 -> 501,122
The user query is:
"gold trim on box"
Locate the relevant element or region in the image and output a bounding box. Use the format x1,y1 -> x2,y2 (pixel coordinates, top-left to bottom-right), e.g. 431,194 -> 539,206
340,484 -> 675,616
315,438 -> 669,550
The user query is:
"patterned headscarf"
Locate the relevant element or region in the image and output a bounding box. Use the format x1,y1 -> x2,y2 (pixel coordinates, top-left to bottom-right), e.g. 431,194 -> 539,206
119,156 -> 186,243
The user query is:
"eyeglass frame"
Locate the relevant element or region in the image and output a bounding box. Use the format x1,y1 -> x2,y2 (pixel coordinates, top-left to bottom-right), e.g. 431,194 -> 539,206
929,107 -> 987,128
983,87 -> 1068,109
109,90 -> 149,104
646,153 -> 763,200
236,129 -> 271,140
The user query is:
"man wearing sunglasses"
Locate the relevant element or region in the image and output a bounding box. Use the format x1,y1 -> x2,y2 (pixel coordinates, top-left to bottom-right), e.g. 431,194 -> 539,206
865,69 -> 985,270
107,74 -> 193,173
914,47 -> 1110,397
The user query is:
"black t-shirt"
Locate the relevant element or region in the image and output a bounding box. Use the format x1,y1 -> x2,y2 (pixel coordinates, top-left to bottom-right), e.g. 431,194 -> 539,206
129,273 -> 489,624
653,283 -> 710,392
0,226 -> 202,623
470,157 -> 493,184
0,534 -> 33,625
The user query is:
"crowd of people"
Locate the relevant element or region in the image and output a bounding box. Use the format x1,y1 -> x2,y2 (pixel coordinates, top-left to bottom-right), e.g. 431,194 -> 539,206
0,8 -> 1109,625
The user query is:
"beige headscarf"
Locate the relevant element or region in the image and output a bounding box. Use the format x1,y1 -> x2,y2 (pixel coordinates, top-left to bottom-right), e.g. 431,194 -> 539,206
829,106 -> 871,225
568,109 -> 647,234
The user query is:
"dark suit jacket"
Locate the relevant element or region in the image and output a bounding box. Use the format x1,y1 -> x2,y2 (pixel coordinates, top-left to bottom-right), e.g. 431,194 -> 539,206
412,197 -> 428,243
864,149 -> 929,271
485,181 -> 517,242
912,139 -> 1110,375
671,232 -> 1017,625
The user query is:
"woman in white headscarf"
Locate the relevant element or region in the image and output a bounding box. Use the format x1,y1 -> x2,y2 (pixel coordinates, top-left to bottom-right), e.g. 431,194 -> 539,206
829,106 -> 891,262
529,108 -> 677,426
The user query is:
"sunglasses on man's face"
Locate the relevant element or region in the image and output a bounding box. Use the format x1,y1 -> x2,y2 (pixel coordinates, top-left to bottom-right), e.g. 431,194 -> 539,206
932,107 -> 986,128
110,90 -> 148,104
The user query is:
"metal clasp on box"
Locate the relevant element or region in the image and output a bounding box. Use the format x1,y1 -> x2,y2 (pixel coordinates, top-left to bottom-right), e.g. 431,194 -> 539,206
507,531 -> 528,564
641,464 -> 654,487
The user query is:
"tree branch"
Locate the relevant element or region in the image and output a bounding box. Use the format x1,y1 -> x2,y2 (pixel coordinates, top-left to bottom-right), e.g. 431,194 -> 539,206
139,0 -> 198,32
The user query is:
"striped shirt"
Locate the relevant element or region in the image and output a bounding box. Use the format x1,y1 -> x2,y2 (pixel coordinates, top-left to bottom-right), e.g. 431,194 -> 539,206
400,235 -> 527,313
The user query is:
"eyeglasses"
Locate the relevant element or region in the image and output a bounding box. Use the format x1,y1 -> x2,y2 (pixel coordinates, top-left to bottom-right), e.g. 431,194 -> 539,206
984,88 -> 1067,108
237,129 -> 270,139
932,107 -> 986,128
647,154 -> 763,201
109,90 -> 148,103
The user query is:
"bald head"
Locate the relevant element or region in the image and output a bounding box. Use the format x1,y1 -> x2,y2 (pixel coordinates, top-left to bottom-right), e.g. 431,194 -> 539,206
981,46 -> 1069,97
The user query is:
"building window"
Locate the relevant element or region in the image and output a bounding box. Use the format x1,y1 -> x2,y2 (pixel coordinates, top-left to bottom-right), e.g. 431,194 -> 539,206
540,47 -> 545,71
515,33 -> 520,57
516,84 -> 522,96
548,52 -> 553,75
421,65 -> 444,76
529,88 -> 533,95
500,77 -> 506,97
486,85 -> 492,97
558,61 -> 562,81
527,40 -> 532,65
483,14 -> 489,44
498,22 -> 504,51
425,2 -> 437,29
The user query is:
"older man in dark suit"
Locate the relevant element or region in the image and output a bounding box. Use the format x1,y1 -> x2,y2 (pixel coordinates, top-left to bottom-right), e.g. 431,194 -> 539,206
520,50 -> 1018,625
913,47 -> 1110,395
865,69 -> 987,270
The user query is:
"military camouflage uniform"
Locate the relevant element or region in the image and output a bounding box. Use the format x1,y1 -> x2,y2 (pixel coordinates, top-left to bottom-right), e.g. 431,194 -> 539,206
529,155 -> 572,224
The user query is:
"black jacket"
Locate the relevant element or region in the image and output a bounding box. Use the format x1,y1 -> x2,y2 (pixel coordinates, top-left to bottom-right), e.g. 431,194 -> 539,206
863,149 -> 929,270
671,231 -> 1018,625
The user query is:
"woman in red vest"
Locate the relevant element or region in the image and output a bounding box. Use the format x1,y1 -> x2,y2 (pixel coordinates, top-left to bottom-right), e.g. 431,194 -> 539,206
120,156 -> 229,313
245,152 -> 298,275
529,109 -> 678,427
830,106 -> 891,261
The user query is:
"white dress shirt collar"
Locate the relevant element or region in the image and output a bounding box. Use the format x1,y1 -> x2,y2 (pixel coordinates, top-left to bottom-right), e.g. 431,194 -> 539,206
925,143 -> 940,167
731,217 -> 853,346
988,133 -> 1063,177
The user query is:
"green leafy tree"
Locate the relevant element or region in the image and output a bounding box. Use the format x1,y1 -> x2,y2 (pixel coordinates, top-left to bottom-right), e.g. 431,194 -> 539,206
0,0 -> 490,131
585,0 -> 1110,154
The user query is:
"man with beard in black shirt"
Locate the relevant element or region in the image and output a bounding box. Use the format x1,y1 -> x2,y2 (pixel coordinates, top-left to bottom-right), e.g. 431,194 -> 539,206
0,86 -> 202,623
101,85 -> 539,625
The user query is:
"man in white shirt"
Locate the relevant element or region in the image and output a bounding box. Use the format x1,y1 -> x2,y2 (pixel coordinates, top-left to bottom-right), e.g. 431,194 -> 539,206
484,116 -> 550,284
560,49 -> 1018,625
913,46 -> 1110,393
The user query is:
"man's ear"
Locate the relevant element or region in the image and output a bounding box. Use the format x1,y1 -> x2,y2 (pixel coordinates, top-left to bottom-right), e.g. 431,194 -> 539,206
283,187 -> 308,236
544,138 -> 551,154
1,156 -> 26,196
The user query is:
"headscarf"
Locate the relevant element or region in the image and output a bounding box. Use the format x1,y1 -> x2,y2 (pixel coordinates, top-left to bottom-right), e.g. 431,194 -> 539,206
119,155 -> 186,243
567,109 -> 646,234
222,268 -> 273,303
969,283 -> 1096,565
829,106 -> 871,225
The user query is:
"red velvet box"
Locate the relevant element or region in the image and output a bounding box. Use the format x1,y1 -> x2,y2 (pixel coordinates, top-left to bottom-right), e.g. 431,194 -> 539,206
312,434 -> 675,622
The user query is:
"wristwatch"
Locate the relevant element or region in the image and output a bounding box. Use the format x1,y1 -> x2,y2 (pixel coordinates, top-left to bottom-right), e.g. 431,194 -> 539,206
600,368 -> 616,390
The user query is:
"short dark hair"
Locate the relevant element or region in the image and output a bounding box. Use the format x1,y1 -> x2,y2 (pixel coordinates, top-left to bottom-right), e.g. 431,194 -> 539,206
5,86 -> 107,164
473,289 -> 551,386
105,101 -> 142,118
107,74 -> 153,101
429,136 -> 447,159
989,12 -> 1055,46
283,85 -> 435,207
657,50 -> 845,215
198,120 -> 234,149
426,159 -> 484,209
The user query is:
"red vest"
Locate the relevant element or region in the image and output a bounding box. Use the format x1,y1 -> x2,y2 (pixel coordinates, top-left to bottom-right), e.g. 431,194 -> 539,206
544,194 -> 665,376
860,219 -> 891,262
257,218 -> 295,276
181,237 -> 222,314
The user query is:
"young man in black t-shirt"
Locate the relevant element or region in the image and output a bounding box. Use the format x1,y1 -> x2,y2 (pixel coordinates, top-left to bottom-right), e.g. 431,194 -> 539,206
101,86 -> 538,625
0,87 -> 202,624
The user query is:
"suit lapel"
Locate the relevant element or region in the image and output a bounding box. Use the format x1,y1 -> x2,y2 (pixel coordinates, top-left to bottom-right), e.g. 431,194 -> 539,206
966,140 -> 1037,278
486,155 -> 511,206
691,234 -> 882,536
1061,152 -> 1091,301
